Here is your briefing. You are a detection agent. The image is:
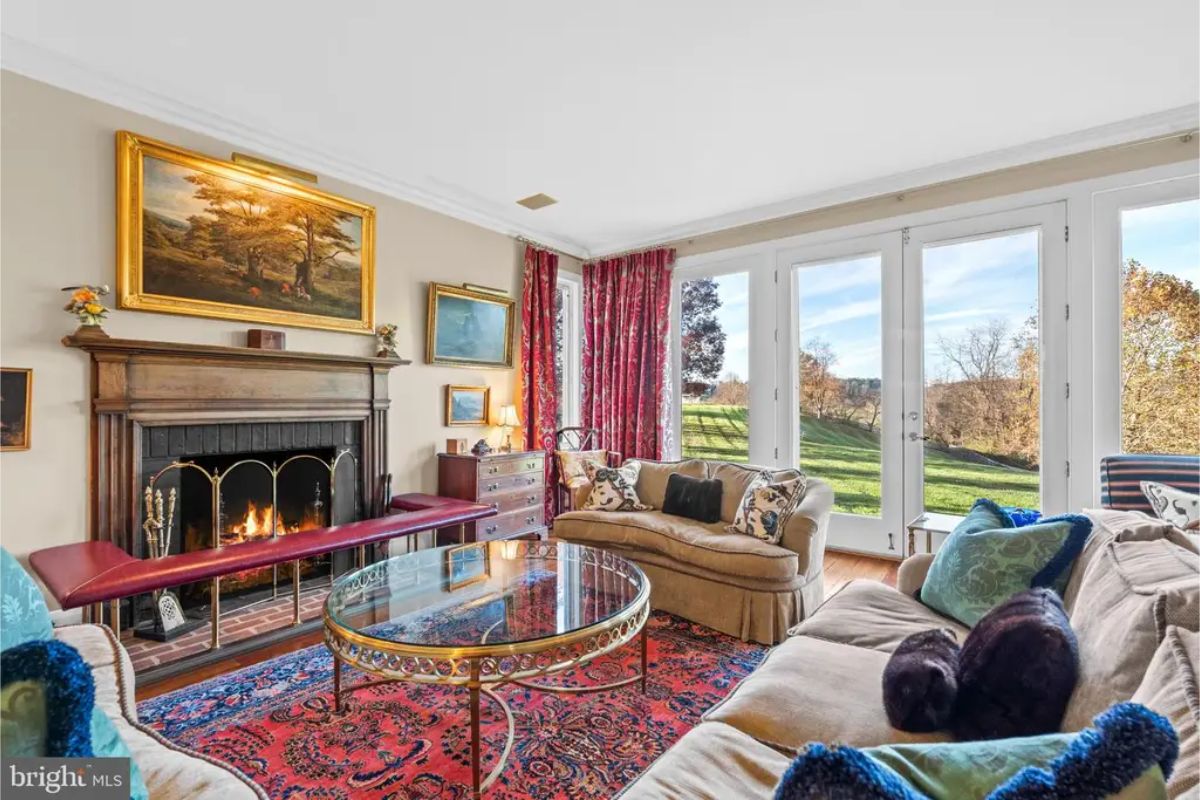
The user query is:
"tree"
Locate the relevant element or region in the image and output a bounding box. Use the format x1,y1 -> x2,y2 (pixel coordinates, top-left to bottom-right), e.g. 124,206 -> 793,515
680,278 -> 726,389
1121,260 -> 1200,453
799,338 -> 843,419
183,173 -> 291,279
277,200 -> 358,297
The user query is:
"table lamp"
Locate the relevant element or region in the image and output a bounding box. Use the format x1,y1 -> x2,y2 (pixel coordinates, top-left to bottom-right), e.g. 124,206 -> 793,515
497,404 -> 521,452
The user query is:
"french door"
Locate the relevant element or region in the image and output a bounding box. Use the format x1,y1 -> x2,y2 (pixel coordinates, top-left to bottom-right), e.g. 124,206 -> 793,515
778,202 -> 1068,556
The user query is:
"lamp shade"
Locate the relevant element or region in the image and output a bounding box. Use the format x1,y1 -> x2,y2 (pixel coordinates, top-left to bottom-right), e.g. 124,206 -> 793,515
497,404 -> 521,428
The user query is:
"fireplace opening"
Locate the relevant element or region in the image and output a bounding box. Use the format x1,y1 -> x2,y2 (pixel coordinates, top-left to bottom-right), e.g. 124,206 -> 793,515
175,448 -> 336,613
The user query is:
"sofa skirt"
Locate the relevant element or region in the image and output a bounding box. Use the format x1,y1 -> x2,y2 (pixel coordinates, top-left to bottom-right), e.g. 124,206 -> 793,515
622,552 -> 824,645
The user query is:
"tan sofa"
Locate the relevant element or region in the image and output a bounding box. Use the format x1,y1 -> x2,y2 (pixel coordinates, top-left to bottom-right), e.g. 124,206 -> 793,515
55,623 -> 266,800
619,508 -> 1200,799
554,459 -> 833,645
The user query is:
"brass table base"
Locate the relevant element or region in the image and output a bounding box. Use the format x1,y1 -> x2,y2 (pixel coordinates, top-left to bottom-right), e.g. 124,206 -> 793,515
330,622 -> 650,797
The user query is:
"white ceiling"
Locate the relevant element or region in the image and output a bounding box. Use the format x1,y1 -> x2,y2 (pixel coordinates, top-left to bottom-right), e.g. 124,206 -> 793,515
3,1 -> 1198,258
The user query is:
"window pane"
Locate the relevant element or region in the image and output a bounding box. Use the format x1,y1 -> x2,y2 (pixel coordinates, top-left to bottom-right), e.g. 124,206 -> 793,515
921,231 -> 1041,514
795,256 -> 883,516
1120,199 -> 1200,455
680,273 -> 749,462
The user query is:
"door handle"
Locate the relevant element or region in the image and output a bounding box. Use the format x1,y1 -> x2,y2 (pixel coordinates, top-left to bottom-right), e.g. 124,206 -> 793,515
908,432 -> 930,441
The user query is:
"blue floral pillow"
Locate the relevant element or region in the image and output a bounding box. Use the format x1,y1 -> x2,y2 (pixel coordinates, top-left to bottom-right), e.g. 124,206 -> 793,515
774,702 -> 1177,800
1,547 -> 54,650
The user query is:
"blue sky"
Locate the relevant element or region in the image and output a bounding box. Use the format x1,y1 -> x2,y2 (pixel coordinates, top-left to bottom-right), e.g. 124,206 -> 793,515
700,198 -> 1198,383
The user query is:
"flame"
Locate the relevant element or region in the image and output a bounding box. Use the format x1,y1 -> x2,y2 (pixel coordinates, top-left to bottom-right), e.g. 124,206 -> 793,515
220,501 -> 322,547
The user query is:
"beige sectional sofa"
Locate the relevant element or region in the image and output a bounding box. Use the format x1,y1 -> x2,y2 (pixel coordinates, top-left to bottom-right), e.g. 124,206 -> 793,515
56,623 -> 266,800
554,459 -> 833,645
619,508 -> 1200,799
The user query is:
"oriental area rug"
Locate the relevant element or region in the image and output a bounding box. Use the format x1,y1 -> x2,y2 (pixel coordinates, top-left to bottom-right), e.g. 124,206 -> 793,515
137,612 -> 768,799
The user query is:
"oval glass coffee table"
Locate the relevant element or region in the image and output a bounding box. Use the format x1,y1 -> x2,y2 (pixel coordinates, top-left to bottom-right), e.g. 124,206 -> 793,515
323,540 -> 651,796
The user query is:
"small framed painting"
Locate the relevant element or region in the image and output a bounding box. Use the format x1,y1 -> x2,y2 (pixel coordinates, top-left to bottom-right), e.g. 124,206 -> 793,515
426,283 -> 515,368
445,542 -> 490,591
0,368 -> 32,451
445,385 -> 490,426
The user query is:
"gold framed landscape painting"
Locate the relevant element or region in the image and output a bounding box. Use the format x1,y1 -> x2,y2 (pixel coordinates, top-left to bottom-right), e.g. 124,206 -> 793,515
116,131 -> 375,333
426,283 -> 515,367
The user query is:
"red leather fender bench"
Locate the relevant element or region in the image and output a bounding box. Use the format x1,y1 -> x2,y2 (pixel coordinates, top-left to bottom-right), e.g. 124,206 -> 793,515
28,493 -> 494,647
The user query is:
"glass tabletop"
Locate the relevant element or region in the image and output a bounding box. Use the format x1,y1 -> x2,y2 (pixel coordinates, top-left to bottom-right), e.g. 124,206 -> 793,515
324,540 -> 648,651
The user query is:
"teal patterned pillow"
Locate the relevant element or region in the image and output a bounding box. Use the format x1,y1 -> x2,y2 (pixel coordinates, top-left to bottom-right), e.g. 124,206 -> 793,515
1,547 -> 53,650
919,500 -> 1091,627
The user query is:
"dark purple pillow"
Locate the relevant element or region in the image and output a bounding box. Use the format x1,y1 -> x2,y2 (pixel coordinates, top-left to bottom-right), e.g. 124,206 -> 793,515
953,588 -> 1079,741
882,628 -> 961,732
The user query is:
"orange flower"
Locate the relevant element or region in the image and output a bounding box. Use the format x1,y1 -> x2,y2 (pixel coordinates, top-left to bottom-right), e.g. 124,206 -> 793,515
72,289 -> 96,304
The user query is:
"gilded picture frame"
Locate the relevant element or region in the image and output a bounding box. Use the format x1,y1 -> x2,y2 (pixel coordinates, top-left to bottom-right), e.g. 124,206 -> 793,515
445,385 -> 490,426
0,368 -> 32,452
426,283 -> 515,368
116,131 -> 376,334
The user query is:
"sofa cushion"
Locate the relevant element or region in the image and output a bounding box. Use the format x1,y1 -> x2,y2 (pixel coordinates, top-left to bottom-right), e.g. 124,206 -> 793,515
629,459 -> 708,510
708,462 -> 802,525
1,547 -> 54,649
1062,537 -> 1200,732
1132,626 -> 1199,799
789,580 -> 968,652
662,473 -> 723,524
703,635 -> 951,751
553,510 -> 799,582
616,721 -> 790,800
582,461 -> 651,511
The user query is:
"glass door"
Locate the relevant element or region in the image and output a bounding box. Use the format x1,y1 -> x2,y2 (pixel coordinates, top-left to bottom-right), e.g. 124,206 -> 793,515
902,203 -> 1068,542
780,233 -> 904,555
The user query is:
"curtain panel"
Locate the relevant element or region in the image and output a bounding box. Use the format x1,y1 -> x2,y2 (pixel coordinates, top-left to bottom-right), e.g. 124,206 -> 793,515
582,247 -> 675,461
519,244 -> 560,523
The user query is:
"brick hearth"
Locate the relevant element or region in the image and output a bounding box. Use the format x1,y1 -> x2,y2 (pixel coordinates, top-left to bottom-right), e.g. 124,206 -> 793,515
125,587 -> 329,673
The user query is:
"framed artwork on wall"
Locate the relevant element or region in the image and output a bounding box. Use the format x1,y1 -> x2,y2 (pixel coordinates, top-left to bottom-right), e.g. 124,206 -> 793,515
1,368 -> 32,451
116,131 -> 376,334
445,385 -> 490,426
426,283 -> 515,367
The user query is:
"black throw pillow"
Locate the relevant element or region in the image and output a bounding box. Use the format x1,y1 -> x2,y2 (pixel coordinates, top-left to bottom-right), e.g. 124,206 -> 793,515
882,628 -> 961,732
952,587 -> 1079,741
662,474 -> 723,524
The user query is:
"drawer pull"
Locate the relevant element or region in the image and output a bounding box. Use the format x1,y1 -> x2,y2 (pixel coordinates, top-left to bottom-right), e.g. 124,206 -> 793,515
490,502 -> 499,510
527,462 -> 537,470
526,477 -> 536,485
526,516 -> 536,524
487,483 -> 499,491
486,524 -> 498,534
528,495 -> 537,503
488,467 -> 499,475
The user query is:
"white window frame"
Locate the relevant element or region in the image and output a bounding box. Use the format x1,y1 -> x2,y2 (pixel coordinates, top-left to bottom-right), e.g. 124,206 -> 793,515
556,271 -> 583,428
671,158 -> 1198,550
1092,175 -> 1200,465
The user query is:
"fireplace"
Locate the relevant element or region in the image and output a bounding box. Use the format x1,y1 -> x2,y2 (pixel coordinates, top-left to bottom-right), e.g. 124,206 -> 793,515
133,423 -> 363,633
64,333 -> 404,672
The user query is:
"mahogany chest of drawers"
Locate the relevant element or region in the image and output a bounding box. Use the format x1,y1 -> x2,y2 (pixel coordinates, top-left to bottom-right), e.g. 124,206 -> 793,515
437,451 -> 547,542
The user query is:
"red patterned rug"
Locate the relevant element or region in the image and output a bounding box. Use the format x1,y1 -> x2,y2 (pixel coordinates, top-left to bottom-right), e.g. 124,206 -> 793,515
137,612 -> 767,799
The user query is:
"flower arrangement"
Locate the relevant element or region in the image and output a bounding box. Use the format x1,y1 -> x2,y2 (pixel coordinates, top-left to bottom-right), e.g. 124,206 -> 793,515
62,285 -> 111,327
375,323 -> 399,358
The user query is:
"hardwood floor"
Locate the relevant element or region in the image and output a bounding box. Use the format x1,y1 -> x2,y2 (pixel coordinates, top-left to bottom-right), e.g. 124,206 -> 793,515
133,549 -> 897,702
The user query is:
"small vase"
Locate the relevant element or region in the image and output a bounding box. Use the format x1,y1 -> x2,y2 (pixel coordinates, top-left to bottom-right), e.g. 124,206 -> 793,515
72,322 -> 109,340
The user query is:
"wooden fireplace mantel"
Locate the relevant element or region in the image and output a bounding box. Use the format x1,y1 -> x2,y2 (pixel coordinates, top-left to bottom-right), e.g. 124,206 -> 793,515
65,332 -> 409,553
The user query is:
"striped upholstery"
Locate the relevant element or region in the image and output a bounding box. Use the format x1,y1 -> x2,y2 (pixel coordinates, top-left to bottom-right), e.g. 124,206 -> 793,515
1100,454 -> 1200,512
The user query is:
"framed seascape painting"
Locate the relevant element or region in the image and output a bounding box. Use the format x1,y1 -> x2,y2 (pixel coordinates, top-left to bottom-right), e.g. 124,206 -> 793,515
426,283 -> 515,367
116,131 -> 376,333
445,385 -> 490,426
0,368 -> 31,452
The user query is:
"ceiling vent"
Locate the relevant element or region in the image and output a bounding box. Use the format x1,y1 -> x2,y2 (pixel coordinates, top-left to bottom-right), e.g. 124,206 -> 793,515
516,193 -> 557,210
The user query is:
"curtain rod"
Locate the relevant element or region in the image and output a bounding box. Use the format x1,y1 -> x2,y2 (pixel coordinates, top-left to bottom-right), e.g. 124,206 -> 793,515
514,236 -> 585,262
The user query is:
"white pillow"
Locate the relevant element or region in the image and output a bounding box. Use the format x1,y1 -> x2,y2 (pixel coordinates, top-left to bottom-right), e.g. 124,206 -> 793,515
1141,481 -> 1200,530
582,460 -> 651,512
726,471 -> 806,544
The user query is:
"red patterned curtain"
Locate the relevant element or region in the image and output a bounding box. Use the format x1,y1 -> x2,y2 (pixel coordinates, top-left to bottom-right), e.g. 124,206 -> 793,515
582,248 -> 674,460
519,244 -> 559,523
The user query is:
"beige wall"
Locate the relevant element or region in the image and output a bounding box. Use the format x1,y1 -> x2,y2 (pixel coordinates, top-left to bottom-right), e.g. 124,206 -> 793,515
0,72 -> 579,566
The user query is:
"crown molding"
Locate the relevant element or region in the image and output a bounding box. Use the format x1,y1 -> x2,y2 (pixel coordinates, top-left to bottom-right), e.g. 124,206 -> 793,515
0,34 -> 593,259
587,104 -> 1200,256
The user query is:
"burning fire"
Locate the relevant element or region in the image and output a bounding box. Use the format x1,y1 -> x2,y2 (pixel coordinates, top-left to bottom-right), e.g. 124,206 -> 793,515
219,501 -> 321,546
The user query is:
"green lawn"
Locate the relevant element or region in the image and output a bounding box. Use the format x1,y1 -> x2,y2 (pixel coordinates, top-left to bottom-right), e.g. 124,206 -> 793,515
681,403 -> 1040,516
